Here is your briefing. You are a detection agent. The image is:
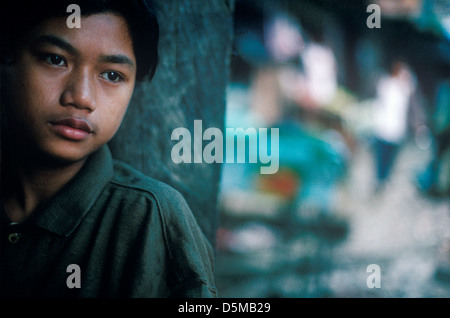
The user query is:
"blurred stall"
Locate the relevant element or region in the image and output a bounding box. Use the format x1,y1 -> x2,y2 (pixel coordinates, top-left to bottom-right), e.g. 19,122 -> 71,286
216,0 -> 450,298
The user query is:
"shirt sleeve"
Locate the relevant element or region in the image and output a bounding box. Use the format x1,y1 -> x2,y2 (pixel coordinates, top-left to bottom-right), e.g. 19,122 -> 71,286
156,187 -> 217,298
110,162 -> 217,298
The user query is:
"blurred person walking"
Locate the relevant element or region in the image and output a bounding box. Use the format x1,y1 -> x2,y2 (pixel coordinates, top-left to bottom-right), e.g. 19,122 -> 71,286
371,59 -> 416,192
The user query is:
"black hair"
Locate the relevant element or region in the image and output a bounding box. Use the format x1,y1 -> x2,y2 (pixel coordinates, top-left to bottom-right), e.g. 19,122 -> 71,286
0,0 -> 159,82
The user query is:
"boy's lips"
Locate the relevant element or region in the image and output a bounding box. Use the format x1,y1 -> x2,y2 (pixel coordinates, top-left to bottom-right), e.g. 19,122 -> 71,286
49,117 -> 94,141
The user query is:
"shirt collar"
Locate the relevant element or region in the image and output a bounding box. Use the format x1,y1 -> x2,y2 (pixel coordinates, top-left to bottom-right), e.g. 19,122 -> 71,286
32,145 -> 114,237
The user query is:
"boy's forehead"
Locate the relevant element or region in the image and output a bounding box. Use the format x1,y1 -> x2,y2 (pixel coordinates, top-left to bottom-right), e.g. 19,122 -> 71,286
29,13 -> 135,60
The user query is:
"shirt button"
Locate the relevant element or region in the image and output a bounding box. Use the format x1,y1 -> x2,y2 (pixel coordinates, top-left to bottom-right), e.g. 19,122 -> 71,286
8,233 -> 21,244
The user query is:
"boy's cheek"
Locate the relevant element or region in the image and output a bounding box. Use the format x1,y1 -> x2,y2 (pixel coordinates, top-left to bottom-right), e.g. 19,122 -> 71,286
103,107 -> 129,139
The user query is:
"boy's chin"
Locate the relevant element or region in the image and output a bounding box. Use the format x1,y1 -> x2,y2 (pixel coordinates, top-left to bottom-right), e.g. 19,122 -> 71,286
38,152 -> 88,168
37,143 -> 99,168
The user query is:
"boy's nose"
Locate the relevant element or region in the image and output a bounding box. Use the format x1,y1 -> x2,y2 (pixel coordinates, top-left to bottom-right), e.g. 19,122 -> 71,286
60,68 -> 97,112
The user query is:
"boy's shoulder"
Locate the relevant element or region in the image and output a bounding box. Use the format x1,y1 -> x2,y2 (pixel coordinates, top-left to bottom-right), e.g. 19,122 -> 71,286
107,160 -> 216,297
107,159 -> 192,222
111,159 -> 174,194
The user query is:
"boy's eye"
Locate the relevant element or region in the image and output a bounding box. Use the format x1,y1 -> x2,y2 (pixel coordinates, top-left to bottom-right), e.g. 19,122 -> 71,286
99,71 -> 124,83
44,54 -> 67,67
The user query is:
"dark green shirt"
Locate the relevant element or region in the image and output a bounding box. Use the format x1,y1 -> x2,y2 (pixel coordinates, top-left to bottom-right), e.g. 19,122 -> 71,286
0,146 -> 217,298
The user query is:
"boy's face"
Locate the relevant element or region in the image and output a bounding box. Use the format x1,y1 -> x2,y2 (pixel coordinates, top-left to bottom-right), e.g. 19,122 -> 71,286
2,13 -> 137,164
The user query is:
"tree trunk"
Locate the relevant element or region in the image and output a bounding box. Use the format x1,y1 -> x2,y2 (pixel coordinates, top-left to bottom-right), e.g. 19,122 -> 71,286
109,0 -> 234,245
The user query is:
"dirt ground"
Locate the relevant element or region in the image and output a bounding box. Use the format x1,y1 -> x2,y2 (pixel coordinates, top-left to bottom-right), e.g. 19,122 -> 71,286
215,142 -> 450,298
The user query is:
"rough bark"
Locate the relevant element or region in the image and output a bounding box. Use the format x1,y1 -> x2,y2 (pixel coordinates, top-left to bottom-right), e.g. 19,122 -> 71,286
109,0 -> 234,244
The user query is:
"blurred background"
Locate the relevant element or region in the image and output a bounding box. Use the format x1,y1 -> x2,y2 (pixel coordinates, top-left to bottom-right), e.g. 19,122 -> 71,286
215,0 -> 450,297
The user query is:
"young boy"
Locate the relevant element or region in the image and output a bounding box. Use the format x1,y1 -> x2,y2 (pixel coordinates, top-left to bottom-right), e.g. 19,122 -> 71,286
0,0 -> 217,297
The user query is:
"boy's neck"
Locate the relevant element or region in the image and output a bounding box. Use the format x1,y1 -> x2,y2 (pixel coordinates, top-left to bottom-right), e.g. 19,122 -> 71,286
1,152 -> 87,223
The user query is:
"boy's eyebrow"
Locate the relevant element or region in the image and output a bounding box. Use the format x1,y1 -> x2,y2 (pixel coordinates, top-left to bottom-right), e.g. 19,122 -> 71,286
30,34 -> 136,69
98,54 -> 135,69
30,34 -> 78,56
